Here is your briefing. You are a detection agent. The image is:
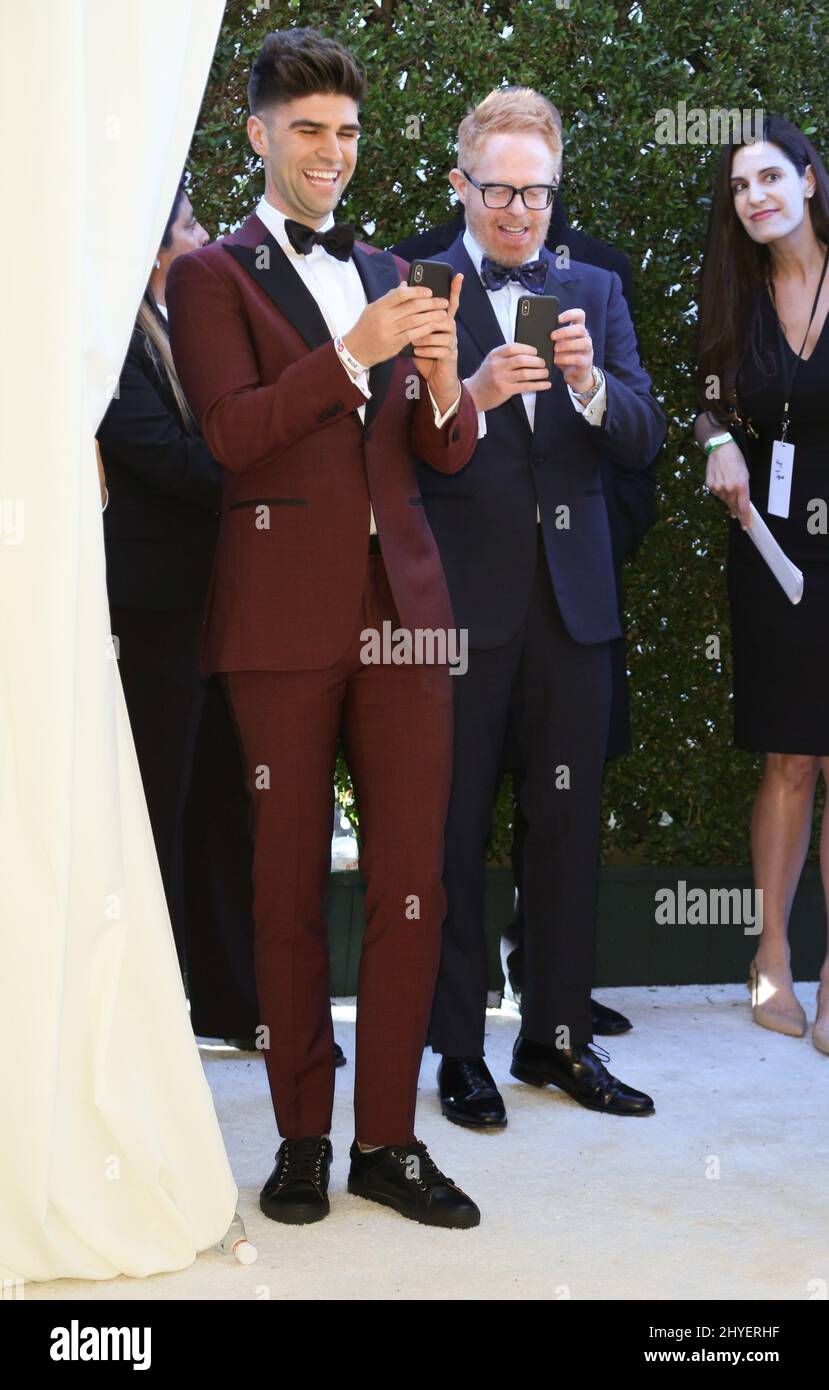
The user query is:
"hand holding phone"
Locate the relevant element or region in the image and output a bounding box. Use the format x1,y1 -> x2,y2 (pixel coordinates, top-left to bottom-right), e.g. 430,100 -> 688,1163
514,294 -> 560,369
550,306 -> 595,394
341,278 -> 450,367
400,260 -> 454,356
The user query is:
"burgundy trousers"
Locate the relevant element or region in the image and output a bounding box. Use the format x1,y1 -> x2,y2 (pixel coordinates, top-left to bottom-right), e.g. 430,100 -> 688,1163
225,554 -> 453,1145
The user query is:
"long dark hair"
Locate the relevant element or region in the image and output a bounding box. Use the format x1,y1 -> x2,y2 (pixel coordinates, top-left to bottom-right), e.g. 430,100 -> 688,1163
696,113 -> 829,424
137,182 -> 194,428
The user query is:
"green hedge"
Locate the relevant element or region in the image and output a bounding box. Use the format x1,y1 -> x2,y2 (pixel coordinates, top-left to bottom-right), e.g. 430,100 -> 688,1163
186,0 -> 829,866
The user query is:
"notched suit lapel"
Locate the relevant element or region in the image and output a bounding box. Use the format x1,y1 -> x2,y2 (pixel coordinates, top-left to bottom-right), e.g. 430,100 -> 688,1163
446,235 -> 534,437
447,238 -> 508,364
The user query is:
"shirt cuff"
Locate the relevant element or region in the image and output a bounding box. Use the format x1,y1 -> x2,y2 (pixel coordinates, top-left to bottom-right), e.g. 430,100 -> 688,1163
101,486 -> 109,513
428,383 -> 462,429
477,411 -> 487,440
568,368 -> 606,425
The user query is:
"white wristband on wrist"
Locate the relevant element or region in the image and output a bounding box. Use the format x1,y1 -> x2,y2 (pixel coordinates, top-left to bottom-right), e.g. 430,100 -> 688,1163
334,335 -> 368,377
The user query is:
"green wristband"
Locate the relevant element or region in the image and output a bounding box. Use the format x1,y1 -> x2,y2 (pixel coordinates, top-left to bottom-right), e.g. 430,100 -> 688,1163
704,432 -> 734,458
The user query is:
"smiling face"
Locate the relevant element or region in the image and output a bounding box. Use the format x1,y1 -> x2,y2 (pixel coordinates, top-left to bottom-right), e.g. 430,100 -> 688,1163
247,92 -> 360,227
730,140 -> 816,246
450,131 -> 560,265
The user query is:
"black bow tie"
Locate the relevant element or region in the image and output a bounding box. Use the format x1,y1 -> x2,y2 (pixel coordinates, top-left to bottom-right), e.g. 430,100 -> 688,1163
480,254 -> 547,293
284,218 -> 355,262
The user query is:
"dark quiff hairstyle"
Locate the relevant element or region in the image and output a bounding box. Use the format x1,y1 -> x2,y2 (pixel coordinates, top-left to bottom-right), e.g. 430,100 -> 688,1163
696,113 -> 829,424
247,27 -> 366,116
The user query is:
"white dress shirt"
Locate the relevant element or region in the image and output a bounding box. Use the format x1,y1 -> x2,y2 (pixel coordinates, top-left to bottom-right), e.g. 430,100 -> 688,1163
255,196 -> 460,533
462,228 -> 607,436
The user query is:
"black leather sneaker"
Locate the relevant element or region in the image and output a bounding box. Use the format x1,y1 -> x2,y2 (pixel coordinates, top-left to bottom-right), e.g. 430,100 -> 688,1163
259,1137 -> 333,1224
347,1139 -> 480,1228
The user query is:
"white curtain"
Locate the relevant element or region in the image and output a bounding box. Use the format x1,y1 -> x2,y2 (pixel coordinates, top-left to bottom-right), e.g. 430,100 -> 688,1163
0,0 -> 237,1282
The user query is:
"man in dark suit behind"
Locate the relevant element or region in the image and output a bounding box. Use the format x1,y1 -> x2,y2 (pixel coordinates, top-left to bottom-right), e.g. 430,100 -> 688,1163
405,88 -> 665,1130
390,97 -> 659,1057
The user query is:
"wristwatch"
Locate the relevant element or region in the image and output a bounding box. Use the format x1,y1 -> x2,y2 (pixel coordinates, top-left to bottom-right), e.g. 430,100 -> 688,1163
572,367 -> 603,404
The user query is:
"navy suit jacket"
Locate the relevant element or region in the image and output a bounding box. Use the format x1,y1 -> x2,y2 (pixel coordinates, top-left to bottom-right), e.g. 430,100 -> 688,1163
392,202 -> 658,567
416,234 -> 666,648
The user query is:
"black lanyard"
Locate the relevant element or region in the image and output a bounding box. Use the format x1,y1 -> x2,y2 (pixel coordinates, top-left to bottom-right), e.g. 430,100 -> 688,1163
771,244 -> 829,442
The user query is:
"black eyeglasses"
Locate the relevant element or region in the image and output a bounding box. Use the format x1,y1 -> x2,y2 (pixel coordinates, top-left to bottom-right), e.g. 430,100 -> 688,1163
460,168 -> 559,210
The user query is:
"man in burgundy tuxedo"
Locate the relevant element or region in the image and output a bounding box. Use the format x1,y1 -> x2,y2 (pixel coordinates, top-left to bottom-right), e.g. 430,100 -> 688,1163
166,28 -> 480,1229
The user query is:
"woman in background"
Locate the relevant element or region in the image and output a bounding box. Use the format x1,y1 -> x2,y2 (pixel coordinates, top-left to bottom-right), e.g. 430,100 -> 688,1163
695,114 -> 829,1052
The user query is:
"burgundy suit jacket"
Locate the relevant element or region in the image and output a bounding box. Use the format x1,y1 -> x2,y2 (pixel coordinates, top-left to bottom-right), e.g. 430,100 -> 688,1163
165,212 -> 477,675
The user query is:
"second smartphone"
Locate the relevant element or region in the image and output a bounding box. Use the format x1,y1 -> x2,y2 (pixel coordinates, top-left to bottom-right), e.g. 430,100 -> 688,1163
515,293 -> 560,370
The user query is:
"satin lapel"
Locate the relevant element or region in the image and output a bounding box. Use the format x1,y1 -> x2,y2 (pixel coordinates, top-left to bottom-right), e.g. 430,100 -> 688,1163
531,249 -> 580,445
351,244 -> 402,431
222,218 -> 332,351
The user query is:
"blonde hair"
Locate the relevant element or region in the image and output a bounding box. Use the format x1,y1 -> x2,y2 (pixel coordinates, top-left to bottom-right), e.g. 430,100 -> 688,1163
136,291 -> 194,430
457,87 -> 563,171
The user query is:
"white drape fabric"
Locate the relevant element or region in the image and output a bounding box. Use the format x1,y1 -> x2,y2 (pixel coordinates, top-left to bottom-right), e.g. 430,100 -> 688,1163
0,0 -> 237,1282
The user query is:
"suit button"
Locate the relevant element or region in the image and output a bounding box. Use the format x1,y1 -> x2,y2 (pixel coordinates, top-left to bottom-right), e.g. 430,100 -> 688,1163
533,453 -> 547,467
451,427 -> 460,442
365,429 -> 372,442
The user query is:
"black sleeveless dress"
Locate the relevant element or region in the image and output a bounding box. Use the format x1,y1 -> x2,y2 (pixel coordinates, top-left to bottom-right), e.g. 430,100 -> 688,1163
728,288 -> 829,754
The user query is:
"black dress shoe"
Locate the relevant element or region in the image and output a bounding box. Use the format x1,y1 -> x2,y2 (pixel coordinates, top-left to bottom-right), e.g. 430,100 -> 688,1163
591,999 -> 633,1035
438,1057 -> 507,1129
260,1137 -> 333,1224
347,1139 -> 480,1228
334,1041 -> 347,1068
510,1035 -> 654,1116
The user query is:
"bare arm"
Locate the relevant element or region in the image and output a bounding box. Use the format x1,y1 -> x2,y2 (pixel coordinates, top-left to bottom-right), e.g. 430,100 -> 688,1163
693,410 -> 751,527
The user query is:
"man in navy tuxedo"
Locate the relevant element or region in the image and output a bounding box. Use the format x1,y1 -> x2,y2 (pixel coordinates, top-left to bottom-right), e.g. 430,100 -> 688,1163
414,88 -> 666,1128
392,98 -> 659,1041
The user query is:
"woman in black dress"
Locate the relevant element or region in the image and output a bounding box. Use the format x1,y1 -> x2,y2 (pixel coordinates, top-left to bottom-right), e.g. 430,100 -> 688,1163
696,115 -> 829,1052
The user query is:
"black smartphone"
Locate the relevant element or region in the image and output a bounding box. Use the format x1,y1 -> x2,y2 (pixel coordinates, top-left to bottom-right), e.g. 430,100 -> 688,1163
515,294 -> 560,371
400,259 -> 454,357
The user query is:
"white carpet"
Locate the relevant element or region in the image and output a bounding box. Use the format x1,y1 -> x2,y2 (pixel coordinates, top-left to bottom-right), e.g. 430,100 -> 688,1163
21,984 -> 829,1301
